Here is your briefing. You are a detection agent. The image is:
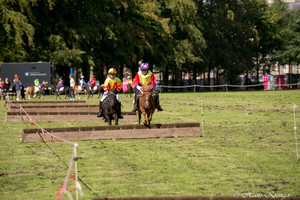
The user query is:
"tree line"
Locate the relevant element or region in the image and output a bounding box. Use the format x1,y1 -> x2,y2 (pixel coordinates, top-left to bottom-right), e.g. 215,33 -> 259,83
1,0 -> 299,86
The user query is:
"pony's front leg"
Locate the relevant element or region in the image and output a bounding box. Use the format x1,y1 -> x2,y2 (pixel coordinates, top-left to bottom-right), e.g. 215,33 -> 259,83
138,111 -> 141,124
113,113 -> 119,126
147,113 -> 153,125
105,115 -> 112,126
143,112 -> 147,125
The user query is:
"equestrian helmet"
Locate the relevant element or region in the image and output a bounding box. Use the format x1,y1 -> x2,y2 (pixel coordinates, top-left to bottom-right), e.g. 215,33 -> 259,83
91,75 -> 95,78
108,68 -> 117,75
140,63 -> 149,70
81,75 -> 84,78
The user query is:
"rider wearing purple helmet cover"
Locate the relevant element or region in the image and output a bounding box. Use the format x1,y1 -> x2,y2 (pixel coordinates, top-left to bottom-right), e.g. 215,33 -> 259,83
131,63 -> 163,112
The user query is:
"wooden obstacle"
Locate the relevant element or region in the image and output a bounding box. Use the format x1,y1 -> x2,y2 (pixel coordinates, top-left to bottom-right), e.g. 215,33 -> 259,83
21,123 -> 201,142
5,100 -> 86,108
6,111 -> 137,122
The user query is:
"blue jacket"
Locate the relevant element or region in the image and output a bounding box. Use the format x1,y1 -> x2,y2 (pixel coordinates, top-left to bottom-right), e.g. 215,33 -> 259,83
14,81 -> 22,91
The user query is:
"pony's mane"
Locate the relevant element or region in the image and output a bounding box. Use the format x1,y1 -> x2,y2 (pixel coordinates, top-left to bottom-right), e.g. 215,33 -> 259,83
142,84 -> 152,92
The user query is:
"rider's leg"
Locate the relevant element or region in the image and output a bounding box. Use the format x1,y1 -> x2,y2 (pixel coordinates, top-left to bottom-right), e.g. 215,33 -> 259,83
97,94 -> 106,117
131,89 -> 139,112
116,94 -> 123,119
152,89 -> 163,111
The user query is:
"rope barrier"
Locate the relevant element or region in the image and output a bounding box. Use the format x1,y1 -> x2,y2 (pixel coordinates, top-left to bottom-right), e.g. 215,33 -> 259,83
158,83 -> 265,88
6,99 -> 83,200
205,103 -> 300,111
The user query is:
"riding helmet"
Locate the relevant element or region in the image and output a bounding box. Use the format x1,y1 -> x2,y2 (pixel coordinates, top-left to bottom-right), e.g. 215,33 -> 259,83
108,68 -> 117,75
140,63 -> 149,70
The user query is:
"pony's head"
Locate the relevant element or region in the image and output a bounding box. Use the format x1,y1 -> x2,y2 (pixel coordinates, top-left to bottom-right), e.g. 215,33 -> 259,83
140,85 -> 154,109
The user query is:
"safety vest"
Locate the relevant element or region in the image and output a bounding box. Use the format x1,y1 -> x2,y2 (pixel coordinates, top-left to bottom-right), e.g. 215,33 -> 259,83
103,76 -> 122,92
138,71 -> 152,85
34,79 -> 40,87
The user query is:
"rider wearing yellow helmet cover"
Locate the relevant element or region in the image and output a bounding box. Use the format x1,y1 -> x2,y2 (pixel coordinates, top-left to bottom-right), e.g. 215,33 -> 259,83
96,68 -> 123,119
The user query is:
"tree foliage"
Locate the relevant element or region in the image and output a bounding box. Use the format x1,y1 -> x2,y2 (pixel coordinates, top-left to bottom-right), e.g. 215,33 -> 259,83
0,0 -> 298,85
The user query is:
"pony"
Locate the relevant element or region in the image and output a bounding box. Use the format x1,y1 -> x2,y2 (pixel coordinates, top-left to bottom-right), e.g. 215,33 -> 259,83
125,83 -> 134,98
74,85 -> 89,100
102,89 -> 120,126
52,85 -> 70,99
25,86 -> 45,99
87,85 -> 104,99
137,85 -> 156,125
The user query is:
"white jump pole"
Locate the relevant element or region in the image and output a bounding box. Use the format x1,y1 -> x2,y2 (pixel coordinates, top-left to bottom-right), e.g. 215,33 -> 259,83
293,105 -> 299,158
201,100 -> 204,137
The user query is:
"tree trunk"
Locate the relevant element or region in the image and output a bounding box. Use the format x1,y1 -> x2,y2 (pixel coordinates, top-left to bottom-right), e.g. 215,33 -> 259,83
119,64 -> 124,83
163,65 -> 169,92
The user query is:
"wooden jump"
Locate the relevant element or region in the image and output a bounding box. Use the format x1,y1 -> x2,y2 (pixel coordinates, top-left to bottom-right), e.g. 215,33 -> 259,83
6,111 -> 137,122
21,123 -> 201,142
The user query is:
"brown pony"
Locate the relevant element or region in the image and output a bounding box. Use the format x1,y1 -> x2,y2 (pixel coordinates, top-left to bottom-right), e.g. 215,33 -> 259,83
137,85 -> 156,125
125,83 -> 133,98
26,86 -> 44,99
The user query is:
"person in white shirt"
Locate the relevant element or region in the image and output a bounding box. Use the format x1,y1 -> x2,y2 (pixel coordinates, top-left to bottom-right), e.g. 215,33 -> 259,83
69,75 -> 75,100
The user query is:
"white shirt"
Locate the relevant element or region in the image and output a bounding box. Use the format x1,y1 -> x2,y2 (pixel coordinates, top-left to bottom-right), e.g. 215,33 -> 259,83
70,78 -> 75,87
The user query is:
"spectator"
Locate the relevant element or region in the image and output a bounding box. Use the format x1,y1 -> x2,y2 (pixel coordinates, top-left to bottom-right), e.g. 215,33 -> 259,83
69,75 -> 75,100
4,78 -> 10,94
14,77 -> 22,101
13,74 -> 18,83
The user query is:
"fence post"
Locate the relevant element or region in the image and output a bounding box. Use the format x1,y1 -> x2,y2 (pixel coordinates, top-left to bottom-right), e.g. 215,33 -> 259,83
225,84 -> 228,92
194,85 -> 196,93
293,105 -> 299,158
200,100 -> 204,137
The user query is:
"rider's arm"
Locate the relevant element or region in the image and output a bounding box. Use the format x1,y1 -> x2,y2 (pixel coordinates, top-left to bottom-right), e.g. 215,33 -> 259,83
150,74 -> 156,88
116,78 -> 122,92
133,73 -> 140,88
103,78 -> 110,93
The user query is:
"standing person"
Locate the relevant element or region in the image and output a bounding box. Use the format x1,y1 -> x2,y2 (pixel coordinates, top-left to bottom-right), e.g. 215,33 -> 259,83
14,77 -> 22,101
96,68 -> 123,119
34,77 -> 40,88
56,77 -> 64,91
131,63 -> 163,112
69,75 -> 75,100
0,78 -> 3,99
89,75 -> 96,91
3,78 -> 11,98
13,74 -> 18,83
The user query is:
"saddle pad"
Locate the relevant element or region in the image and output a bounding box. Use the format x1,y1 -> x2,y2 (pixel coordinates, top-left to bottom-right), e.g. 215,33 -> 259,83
34,86 -> 40,92
78,86 -> 82,90
59,87 -> 64,92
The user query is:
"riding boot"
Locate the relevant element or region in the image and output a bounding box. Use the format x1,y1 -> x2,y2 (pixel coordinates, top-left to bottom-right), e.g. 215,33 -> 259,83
96,101 -> 103,117
117,101 -> 124,119
131,93 -> 138,112
155,98 -> 163,111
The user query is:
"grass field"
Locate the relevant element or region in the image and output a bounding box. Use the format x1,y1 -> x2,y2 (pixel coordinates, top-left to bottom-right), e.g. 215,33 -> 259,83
0,90 -> 299,199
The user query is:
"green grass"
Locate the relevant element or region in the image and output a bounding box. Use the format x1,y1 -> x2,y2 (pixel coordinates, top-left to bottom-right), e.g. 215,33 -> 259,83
0,90 -> 300,199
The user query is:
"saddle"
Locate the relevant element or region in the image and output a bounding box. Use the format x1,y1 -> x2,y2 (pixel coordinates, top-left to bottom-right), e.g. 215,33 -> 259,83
58,87 -> 64,92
